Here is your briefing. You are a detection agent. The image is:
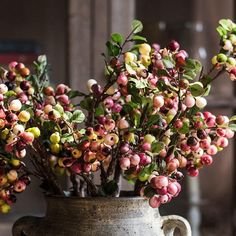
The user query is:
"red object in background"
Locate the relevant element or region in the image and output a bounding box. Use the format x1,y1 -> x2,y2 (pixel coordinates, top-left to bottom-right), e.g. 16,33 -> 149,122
0,53 -> 38,65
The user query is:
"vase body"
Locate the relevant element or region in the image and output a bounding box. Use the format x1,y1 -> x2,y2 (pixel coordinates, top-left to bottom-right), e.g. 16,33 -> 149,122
13,196 -> 191,236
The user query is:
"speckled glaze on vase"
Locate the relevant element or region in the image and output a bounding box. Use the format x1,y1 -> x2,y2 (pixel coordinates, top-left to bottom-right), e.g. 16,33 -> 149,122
12,196 -> 191,236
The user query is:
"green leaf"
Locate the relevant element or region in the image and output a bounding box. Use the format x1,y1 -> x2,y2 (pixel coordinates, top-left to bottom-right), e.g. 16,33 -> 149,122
188,106 -> 200,117
230,115 -> 236,122
106,41 -> 120,57
130,44 -> 141,52
146,114 -> 162,127
189,82 -> 204,97
156,69 -> 169,77
151,142 -> 164,154
216,26 -> 227,36
43,120 -> 56,133
200,75 -> 212,87
178,122 -> 189,134
95,105 -> 105,116
53,104 -> 64,115
129,77 -> 148,89
127,82 -> 142,104
131,35 -> 147,42
70,110 -> 85,123
139,163 -> 157,177
133,111 -> 141,127
183,74 -> 194,81
28,75 -> 40,91
63,111 -> 72,121
80,97 -> 93,110
219,19 -> 232,31
125,63 -> 136,75
162,58 -> 175,69
111,33 -> 123,44
61,133 -> 74,143
131,20 -> 143,34
229,123 -> 236,131
67,90 -> 86,99
202,84 -> 211,97
183,59 -> 202,80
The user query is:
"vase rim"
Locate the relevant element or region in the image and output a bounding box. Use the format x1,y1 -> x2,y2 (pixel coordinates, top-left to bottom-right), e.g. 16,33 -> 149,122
45,194 -> 147,201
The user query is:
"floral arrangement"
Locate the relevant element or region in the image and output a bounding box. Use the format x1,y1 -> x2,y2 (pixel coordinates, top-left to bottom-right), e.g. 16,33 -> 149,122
0,19 -> 236,213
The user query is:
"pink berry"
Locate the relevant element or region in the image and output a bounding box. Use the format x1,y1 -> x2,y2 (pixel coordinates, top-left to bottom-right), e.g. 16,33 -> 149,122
206,117 -> 216,127
145,156 -> 152,165
104,119 -> 116,131
159,194 -> 169,204
0,84 -> 8,94
225,128 -> 234,139
187,167 -> 199,177
130,154 -> 140,166
200,139 -> 211,149
56,84 -> 69,95
18,92 -> 28,104
20,132 -> 34,144
112,103 -> 122,113
203,111 -> 212,120
117,74 -> 128,86
153,95 -> 164,108
151,176 -> 169,189
120,143 -> 130,154
207,145 -> 218,155
184,95 -> 195,108
216,137 -> 228,148
70,163 -> 82,174
9,61 -> 18,70
216,128 -> 226,137
118,119 -> 129,129
141,142 -> 151,151
167,159 -> 179,172
180,141 -> 191,152
57,94 -> 70,105
156,187 -> 168,195
174,119 -> 183,129
104,97 -> 114,108
83,163 -> 92,173
14,180 -> 26,193
149,195 -> 161,208
167,182 -> 179,196
120,157 -> 131,170
201,154 -> 213,165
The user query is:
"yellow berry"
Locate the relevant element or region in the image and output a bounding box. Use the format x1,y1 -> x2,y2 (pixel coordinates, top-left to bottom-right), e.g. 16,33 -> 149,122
139,43 -> 151,55
1,128 -> 9,140
140,55 -> 151,67
18,110 -> 31,122
1,204 -> 10,213
72,149 -> 82,158
26,127 -> 41,138
50,132 -> 60,144
50,143 -> 61,154
124,52 -> 137,63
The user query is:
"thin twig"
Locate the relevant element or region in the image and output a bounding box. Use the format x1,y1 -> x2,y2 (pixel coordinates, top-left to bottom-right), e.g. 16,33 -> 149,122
70,174 -> 80,196
80,174 -> 98,196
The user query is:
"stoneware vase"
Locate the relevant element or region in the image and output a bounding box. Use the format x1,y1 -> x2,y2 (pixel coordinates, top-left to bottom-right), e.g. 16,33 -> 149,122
12,196 -> 191,236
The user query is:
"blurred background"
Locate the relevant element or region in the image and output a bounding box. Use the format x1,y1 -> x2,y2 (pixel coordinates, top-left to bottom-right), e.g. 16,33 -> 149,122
0,0 -> 235,235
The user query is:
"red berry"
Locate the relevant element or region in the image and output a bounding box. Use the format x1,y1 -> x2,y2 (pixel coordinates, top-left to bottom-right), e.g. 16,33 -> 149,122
187,167 -> 199,177
168,40 -> 180,51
